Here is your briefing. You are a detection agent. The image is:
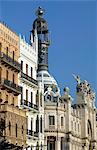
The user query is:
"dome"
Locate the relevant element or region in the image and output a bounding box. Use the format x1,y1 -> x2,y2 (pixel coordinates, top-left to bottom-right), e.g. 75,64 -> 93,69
37,70 -> 58,86
37,70 -> 60,102
33,17 -> 48,33
33,7 -> 48,33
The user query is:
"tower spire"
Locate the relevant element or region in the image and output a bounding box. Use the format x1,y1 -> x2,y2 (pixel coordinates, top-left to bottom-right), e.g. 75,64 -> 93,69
32,6 -> 50,72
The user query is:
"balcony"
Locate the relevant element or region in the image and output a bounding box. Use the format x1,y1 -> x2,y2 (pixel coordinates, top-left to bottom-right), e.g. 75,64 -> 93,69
0,78 -> 22,96
27,129 -> 38,139
0,52 -> 21,72
21,72 -> 38,87
21,99 -> 39,112
45,125 -> 65,133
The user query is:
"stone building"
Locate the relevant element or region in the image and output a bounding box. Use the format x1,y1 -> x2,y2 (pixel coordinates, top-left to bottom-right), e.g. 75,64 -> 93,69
32,7 -> 97,150
44,79 -> 97,150
0,22 -> 27,149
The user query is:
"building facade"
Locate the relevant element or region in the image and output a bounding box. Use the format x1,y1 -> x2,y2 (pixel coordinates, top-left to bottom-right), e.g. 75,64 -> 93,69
0,22 -> 27,150
44,80 -> 97,150
19,34 -> 39,150
31,7 -> 97,150
0,6 -> 97,150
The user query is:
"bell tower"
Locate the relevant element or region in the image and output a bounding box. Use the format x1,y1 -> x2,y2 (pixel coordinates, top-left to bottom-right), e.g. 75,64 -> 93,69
32,7 -> 50,71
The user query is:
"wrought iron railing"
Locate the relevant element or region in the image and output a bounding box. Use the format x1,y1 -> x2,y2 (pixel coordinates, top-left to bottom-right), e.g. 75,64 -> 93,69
27,129 -> 38,137
21,72 -> 38,86
21,99 -> 38,111
0,52 -> 21,71
0,78 -> 22,95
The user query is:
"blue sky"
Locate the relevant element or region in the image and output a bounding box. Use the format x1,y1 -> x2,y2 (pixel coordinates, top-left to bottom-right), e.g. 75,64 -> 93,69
0,0 -> 96,105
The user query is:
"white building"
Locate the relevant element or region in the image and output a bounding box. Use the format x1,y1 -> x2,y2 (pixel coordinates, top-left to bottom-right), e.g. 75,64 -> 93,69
18,32 -> 42,149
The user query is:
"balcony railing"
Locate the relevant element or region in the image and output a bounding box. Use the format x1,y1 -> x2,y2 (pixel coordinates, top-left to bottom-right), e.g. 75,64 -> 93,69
0,52 -> 21,72
21,99 -> 38,111
0,78 -> 22,96
21,72 -> 38,86
27,129 -> 38,138
27,129 -> 34,136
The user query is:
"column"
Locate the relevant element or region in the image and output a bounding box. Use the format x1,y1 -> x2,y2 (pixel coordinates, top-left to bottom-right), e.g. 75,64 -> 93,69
55,138 -> 61,150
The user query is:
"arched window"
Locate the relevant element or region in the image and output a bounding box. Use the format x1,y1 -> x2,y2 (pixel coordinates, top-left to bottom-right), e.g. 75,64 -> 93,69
9,121 -> 11,136
40,116 -> 42,133
13,74 -> 15,83
61,117 -> 63,126
40,142 -> 42,150
6,47 -> 8,56
36,142 -> 39,150
22,125 -> 23,135
36,115 -> 39,133
6,70 -> 8,80
87,120 -> 92,138
16,124 -> 17,137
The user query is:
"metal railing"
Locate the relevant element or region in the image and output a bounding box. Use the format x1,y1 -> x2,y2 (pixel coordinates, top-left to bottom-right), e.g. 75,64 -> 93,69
0,52 -> 21,71
0,78 -> 22,95
27,129 -> 38,137
21,72 -> 38,86
21,99 -> 38,111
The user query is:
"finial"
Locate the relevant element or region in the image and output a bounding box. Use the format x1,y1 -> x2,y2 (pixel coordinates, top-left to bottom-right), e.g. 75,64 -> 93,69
72,74 -> 81,84
36,6 -> 45,18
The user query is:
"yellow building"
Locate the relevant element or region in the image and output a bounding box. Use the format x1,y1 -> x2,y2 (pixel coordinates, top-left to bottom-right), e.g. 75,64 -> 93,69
0,21 -> 27,149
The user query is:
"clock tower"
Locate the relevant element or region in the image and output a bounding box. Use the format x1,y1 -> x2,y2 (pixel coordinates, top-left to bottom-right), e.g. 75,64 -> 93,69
32,7 -> 50,71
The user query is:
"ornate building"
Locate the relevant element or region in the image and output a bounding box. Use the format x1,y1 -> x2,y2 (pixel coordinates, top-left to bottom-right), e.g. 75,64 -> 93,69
32,7 -> 97,150
0,22 -> 27,149
19,33 -> 40,149
0,6 -> 97,150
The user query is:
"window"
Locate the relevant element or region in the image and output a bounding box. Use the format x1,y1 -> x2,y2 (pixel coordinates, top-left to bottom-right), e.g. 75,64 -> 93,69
13,74 -> 15,83
75,122 -> 76,131
0,92 -> 1,101
71,121 -> 73,130
9,121 -> 11,136
31,67 -> 33,78
0,43 -> 2,51
40,116 -> 42,133
22,125 -> 23,135
6,95 -> 8,102
26,89 -> 28,101
78,123 -> 79,132
0,67 -> 2,80
36,115 -> 39,133
26,64 -> 28,75
13,51 -> 14,61
21,61 -> 23,71
6,70 -> 8,80
16,124 -> 17,137
36,90 -> 39,106
61,117 -> 63,126
96,113 -> 97,121
49,116 -> 55,125
40,142 -> 42,150
36,142 -> 39,150
31,118 -> 33,131
21,93 -> 23,105
12,97 -> 14,105
6,47 -> 8,55
31,92 -> 33,104
40,93 -> 42,107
